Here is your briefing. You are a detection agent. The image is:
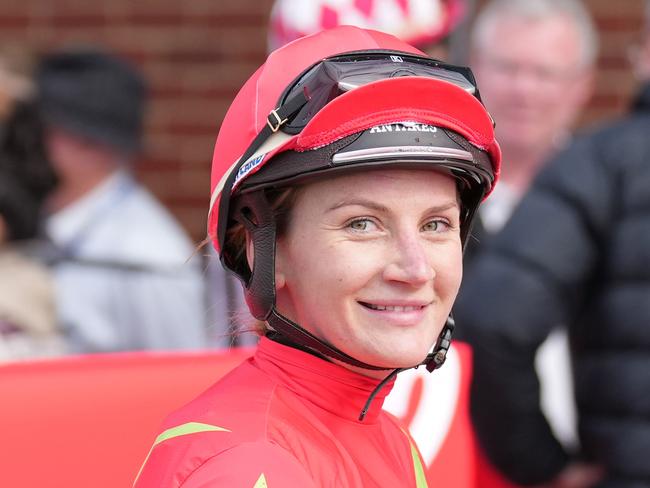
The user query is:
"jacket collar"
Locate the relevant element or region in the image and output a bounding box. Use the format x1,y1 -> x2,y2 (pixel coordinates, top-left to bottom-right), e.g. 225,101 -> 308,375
253,336 -> 395,424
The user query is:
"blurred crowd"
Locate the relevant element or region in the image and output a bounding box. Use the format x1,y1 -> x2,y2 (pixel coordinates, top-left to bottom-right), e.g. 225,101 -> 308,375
1,0 -> 648,486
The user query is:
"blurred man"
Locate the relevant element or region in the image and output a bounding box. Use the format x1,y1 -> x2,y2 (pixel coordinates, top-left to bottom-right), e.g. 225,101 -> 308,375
456,2 -> 650,487
37,48 -> 206,353
457,0 -> 598,460
469,0 -> 597,234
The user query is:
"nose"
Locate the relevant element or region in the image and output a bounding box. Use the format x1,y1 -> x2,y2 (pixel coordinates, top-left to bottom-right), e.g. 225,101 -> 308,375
382,233 -> 435,286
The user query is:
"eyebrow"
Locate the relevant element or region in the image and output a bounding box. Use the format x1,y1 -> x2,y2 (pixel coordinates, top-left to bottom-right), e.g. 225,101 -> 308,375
326,198 -> 459,214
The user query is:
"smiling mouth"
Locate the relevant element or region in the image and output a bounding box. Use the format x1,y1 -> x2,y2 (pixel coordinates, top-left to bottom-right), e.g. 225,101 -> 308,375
358,302 -> 426,312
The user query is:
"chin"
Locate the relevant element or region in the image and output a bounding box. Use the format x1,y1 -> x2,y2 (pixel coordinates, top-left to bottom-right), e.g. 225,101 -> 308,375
391,352 -> 430,369
362,347 -> 431,371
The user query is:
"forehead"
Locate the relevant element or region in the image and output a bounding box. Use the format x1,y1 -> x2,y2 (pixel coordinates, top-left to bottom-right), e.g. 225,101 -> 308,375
295,167 -> 459,204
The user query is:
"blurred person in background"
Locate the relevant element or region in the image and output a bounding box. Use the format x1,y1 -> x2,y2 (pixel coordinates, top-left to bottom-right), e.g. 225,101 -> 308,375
0,57 -> 62,360
456,0 -> 599,458
36,47 -> 207,354
455,2 -> 650,486
206,0 -> 468,349
466,0 -> 597,238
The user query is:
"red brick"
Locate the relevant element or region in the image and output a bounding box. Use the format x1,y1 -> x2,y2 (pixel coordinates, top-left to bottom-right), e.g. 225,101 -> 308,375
0,15 -> 31,28
587,0 -> 643,17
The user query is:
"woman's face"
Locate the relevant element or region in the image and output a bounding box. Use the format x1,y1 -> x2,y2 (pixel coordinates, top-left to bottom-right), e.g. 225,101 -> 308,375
274,168 -> 463,376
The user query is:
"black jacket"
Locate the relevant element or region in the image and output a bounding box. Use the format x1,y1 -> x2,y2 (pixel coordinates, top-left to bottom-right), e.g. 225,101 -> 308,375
455,84 -> 650,488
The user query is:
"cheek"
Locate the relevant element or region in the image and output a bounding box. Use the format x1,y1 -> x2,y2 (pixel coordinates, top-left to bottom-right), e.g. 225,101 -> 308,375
307,243 -> 378,288
281,239 -> 380,300
433,245 -> 463,298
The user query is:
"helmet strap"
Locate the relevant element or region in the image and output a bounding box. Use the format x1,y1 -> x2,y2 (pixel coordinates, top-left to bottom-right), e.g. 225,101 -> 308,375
358,314 -> 456,421
266,309 -> 391,371
216,89 -> 310,249
231,191 -> 278,318
423,315 -> 455,371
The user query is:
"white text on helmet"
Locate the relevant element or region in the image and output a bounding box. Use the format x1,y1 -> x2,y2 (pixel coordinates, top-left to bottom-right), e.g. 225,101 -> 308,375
369,123 -> 438,134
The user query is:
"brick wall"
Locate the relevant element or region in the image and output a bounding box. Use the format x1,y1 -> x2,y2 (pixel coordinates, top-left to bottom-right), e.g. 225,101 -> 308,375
0,0 -> 644,240
584,0 -> 645,123
0,0 -> 274,241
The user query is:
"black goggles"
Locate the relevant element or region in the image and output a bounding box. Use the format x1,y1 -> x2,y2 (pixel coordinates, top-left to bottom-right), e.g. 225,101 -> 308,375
273,50 -> 483,134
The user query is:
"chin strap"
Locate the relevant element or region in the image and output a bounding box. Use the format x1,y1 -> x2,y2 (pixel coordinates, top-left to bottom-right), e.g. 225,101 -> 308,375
267,308 -> 456,421
358,315 -> 456,421
265,288 -> 455,421
358,367 -> 404,421
266,309 -> 391,371
268,309 -> 456,422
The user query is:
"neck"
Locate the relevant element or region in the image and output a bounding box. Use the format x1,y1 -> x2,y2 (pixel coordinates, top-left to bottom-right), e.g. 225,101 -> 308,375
47,169 -> 118,213
257,336 -> 397,423
498,143 -> 555,196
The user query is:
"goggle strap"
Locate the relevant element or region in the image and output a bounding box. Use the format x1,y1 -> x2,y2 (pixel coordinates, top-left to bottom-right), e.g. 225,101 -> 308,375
241,89 -> 309,164
267,89 -> 310,132
216,89 -> 309,248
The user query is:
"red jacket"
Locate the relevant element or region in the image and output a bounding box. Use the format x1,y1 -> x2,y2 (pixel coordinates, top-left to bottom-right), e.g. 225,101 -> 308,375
135,337 -> 428,487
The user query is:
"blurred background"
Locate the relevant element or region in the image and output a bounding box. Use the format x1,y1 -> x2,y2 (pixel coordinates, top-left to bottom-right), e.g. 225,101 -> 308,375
0,0 -> 641,242
1,3 -> 648,487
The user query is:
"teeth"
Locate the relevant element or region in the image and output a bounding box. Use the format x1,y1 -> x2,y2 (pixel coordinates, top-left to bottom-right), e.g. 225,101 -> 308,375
365,304 -> 420,312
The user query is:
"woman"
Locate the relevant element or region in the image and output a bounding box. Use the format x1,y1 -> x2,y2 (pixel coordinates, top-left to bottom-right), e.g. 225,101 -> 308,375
135,26 -> 500,487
